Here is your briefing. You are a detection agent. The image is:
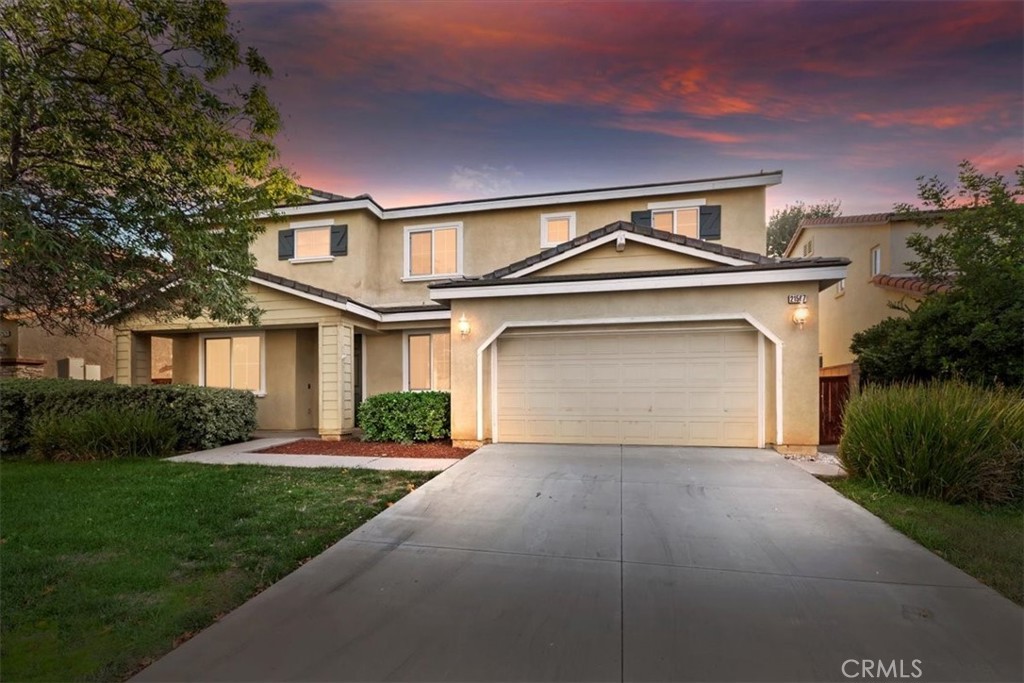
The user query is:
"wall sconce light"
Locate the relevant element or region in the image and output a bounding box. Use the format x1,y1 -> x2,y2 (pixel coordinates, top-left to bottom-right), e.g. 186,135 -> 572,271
457,314 -> 471,338
792,304 -> 809,329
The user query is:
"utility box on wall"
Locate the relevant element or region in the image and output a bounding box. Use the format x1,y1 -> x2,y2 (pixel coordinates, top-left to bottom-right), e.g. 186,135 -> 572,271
57,357 -> 86,380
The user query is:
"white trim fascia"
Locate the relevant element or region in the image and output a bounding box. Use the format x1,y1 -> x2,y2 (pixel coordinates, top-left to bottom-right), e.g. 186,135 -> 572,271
264,199 -> 384,220
540,211 -> 577,248
360,333 -> 368,403
490,343 -> 498,443
248,275 -> 450,324
261,174 -> 782,221
475,313 -> 784,442
647,198 -> 707,210
757,333 -> 766,448
436,265 -> 849,300
385,173 -> 782,220
506,231 -> 750,279
289,256 -> 335,265
378,309 -> 452,323
290,218 -> 335,229
198,330 -> 267,396
776,343 -> 784,443
403,222 -> 464,280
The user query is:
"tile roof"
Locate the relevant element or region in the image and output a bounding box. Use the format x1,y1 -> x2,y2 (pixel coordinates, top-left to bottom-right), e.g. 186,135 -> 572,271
871,274 -> 951,294
473,220 -> 775,281
250,270 -> 450,314
430,257 -> 849,289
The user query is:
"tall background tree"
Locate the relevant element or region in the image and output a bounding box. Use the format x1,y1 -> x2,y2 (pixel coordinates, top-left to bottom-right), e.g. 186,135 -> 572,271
765,199 -> 841,256
851,161 -> 1024,387
0,0 -> 298,335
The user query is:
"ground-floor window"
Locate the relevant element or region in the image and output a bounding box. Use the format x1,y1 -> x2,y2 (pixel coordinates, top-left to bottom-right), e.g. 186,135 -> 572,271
406,332 -> 451,391
202,334 -> 263,393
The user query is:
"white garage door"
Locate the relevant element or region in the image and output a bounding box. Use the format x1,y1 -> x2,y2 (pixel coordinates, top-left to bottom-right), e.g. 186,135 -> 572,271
496,328 -> 759,447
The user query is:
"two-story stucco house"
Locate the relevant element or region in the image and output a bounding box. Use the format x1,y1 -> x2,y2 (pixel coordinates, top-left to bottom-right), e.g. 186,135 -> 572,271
115,170 -> 848,454
784,213 -> 947,380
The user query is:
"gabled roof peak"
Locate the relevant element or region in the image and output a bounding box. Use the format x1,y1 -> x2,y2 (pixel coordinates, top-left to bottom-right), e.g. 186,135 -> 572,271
472,221 -> 775,281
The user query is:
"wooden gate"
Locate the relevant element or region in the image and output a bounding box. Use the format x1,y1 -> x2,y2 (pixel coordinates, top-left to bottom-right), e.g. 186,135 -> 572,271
819,376 -> 850,445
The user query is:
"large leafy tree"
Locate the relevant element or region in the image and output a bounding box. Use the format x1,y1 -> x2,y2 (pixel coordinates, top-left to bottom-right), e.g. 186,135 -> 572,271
851,161 -> 1024,387
765,199 -> 841,256
0,0 -> 298,335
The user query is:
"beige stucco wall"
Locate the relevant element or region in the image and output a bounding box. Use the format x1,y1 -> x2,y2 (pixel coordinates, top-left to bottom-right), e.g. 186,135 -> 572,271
245,185 -> 768,309
536,241 -> 721,276
446,281 -> 820,450
790,222 -> 926,368
2,321 -> 115,379
252,210 -> 381,300
364,332 -> 404,396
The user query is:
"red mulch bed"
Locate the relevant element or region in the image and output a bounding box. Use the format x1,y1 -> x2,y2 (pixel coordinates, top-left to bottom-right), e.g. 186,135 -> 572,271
257,439 -> 476,459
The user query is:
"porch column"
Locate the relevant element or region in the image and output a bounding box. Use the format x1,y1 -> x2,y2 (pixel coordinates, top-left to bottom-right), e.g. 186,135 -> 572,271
318,321 -> 354,440
114,330 -> 151,385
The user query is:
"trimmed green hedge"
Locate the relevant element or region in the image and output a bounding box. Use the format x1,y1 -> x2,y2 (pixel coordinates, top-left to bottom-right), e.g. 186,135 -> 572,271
357,391 -> 450,443
839,382 -> 1024,505
0,379 -> 257,457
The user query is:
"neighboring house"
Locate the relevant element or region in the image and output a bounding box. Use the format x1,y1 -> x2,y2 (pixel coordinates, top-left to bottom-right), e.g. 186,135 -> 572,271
0,310 -> 115,379
784,213 -> 948,379
116,170 -> 848,454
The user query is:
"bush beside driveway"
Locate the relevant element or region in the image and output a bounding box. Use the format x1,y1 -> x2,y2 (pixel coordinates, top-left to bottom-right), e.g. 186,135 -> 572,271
0,460 -> 435,682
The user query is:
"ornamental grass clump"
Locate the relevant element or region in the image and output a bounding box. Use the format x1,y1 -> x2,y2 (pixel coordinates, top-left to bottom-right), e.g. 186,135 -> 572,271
30,407 -> 179,461
838,382 -> 1023,505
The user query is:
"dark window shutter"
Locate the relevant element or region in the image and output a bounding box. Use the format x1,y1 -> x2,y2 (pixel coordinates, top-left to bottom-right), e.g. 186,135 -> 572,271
330,225 -> 348,256
278,229 -> 295,259
699,205 -> 722,240
630,210 -> 652,228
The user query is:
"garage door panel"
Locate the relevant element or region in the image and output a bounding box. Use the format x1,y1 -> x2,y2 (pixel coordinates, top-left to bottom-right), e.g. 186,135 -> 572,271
497,329 -> 759,447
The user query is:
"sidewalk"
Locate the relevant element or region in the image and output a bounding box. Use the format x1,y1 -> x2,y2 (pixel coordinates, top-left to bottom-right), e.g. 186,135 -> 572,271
166,438 -> 459,472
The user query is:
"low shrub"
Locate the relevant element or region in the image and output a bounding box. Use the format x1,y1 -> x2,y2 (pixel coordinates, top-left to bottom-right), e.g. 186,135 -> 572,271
838,382 -> 1024,505
0,379 -> 257,457
357,391 -> 450,442
30,407 -> 179,461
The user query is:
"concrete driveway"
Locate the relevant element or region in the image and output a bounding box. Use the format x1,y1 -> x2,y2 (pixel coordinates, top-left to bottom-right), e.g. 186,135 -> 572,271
135,444 -> 1022,682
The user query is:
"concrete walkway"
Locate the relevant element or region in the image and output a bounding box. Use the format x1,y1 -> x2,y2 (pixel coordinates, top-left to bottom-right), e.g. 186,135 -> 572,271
166,438 -> 459,472
137,444 -> 1022,682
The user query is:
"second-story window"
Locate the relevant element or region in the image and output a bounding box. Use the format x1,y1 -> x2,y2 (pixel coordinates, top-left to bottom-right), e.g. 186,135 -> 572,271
652,207 -> 699,238
870,246 -> 882,276
295,227 -> 330,259
802,238 -> 814,257
541,212 -> 576,247
405,223 -> 462,279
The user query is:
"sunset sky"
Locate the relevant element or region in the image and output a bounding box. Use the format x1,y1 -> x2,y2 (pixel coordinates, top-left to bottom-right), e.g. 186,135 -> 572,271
230,0 -> 1023,215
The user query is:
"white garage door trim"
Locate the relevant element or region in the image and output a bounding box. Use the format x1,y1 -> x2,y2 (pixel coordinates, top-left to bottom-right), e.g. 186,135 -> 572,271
495,326 -> 759,447
475,314 -> 784,446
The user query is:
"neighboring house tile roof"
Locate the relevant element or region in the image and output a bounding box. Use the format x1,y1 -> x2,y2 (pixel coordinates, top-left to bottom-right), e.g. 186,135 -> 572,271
474,221 -> 775,281
799,213 -> 892,228
871,274 -> 951,294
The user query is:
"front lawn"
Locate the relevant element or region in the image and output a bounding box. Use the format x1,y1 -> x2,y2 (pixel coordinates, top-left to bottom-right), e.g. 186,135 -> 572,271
832,479 -> 1023,606
0,460 -> 435,682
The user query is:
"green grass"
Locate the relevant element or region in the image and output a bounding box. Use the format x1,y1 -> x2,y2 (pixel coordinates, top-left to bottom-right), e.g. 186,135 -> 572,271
0,460 -> 435,682
832,478 -> 1024,606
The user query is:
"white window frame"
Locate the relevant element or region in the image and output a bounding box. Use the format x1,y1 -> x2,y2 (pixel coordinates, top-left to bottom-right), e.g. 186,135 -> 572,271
835,278 -> 846,297
289,219 -> 335,264
540,211 -> 577,248
803,238 -> 814,257
870,246 -> 882,276
649,199 -> 704,237
402,330 -> 451,391
198,331 -> 267,396
402,222 -> 464,281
